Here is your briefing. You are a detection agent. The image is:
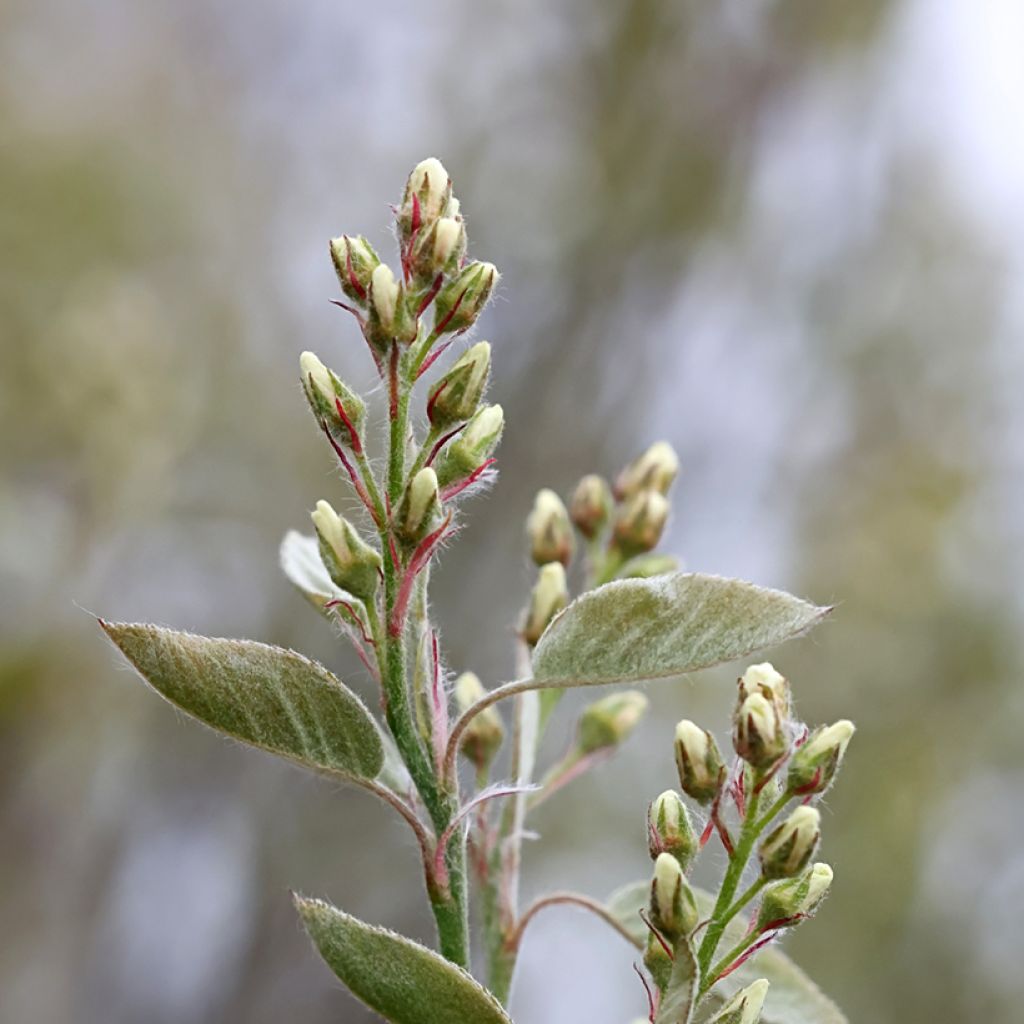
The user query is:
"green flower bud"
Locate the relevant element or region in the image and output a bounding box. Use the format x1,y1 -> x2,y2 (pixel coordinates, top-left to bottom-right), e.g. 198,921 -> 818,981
522,562 -> 568,646
787,720 -> 855,796
434,404 -> 504,490
649,852 -> 698,939
399,157 -> 452,242
428,342 -> 491,428
569,474 -> 613,540
613,490 -> 669,557
329,235 -> 381,305
618,553 -> 679,579
454,672 -> 504,769
310,500 -> 382,602
434,261 -> 499,334
643,930 -> 673,991
708,979 -> 770,1024
576,690 -> 648,754
757,862 -> 833,930
647,789 -> 697,871
615,441 -> 680,500
733,693 -> 786,769
299,350 -> 366,443
396,467 -> 440,543
674,720 -> 725,804
526,488 -> 575,567
759,806 -> 821,880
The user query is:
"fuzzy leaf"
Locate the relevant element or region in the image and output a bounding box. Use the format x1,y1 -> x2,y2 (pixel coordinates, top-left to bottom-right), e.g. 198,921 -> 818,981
604,879 -> 650,947
532,573 -> 829,687
101,622 -> 383,779
280,529 -> 350,611
295,896 -> 513,1024
655,938 -> 697,1024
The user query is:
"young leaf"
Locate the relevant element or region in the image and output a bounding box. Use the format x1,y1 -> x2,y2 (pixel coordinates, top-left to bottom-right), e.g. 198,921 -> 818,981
280,529 -> 350,611
654,938 -> 697,1024
294,896 -> 513,1024
604,879 -> 650,948
101,622 -> 383,779
532,573 -> 829,687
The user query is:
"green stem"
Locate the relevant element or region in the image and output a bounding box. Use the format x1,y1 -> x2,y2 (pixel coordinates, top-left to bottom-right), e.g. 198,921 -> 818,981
719,876 -> 766,931
593,545 -> 626,585
700,931 -> 761,1000
697,783 -> 763,980
408,423 -> 443,483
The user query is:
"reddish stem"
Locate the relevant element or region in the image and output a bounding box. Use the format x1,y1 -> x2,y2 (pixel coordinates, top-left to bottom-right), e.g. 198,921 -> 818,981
388,512 -> 454,637
417,273 -> 444,316
440,458 -> 496,501
426,425 -> 464,466
415,338 -> 453,380
318,418 -> 381,527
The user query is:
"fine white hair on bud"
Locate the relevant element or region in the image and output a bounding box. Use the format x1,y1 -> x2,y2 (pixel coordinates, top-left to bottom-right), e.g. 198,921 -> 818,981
401,467 -> 440,538
408,157 -> 450,218
709,978 -> 770,1024
433,217 -> 463,266
758,862 -> 833,930
650,852 -> 698,938
464,403 -> 503,448
739,662 -> 789,704
759,805 -> 821,880
788,719 -> 855,796
648,789 -> 697,869
300,351 -> 333,400
733,692 -> 786,768
370,263 -> 399,330
674,719 -> 725,804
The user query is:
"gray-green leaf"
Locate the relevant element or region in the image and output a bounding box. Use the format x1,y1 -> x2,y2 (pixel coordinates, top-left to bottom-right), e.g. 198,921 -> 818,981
532,573 -> 829,687
295,896 -> 513,1024
280,529 -> 350,611
656,938 -> 698,1024
101,622 -> 383,779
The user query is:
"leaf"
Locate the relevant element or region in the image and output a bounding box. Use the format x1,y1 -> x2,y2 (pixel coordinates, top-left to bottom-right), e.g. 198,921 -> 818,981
280,529 -> 351,611
295,896 -> 513,1024
101,622 -> 383,780
655,938 -> 698,1024
532,573 -> 829,687
606,881 -> 846,1024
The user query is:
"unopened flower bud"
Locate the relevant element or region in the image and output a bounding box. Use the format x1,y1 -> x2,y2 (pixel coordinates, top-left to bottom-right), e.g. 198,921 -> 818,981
365,263 -> 401,348
733,693 -> 787,769
527,489 -> 574,567
759,806 -> 821,880
400,157 -> 452,242
434,261 -> 499,334
310,500 -> 382,602
396,468 -> 441,543
428,342 -> 491,428
434,404 -> 504,491
454,672 -> 504,769
739,662 -> 791,717
329,235 -> 381,305
787,720 -> 855,796
643,931 -> 673,991
674,720 -> 725,804
299,350 -> 366,444
648,790 -> 697,871
649,852 -> 698,939
432,217 -> 464,270
618,553 -> 679,579
615,441 -> 680,500
523,562 -> 568,646
613,490 -> 669,557
758,863 -> 833,929
569,474 -> 612,540
708,979 -> 770,1024
576,690 -> 648,754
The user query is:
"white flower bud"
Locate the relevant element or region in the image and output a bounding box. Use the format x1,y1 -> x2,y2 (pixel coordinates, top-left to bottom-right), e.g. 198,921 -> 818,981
370,263 -> 399,332
435,404 -> 504,492
407,157 -> 450,221
454,672 -> 504,768
433,217 -> 463,268
428,342 -> 491,427
650,852 -> 698,939
397,467 -> 440,542
613,489 -> 669,556
759,806 -> 821,880
739,662 -> 789,709
576,690 -> 648,754
329,234 -> 380,304
300,350 -> 334,401
674,719 -> 725,804
299,351 -> 366,442
708,978 -> 769,1024
434,261 -> 499,334
569,474 -> 612,539
615,440 -> 680,500
310,500 -> 381,601
527,488 -> 574,567
758,862 -> 833,929
733,692 -> 786,769
523,562 -> 568,646
788,720 -> 855,796
648,789 -> 697,870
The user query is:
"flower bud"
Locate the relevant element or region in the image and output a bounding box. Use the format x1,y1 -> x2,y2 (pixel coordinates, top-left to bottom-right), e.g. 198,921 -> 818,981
615,441 -> 680,500
759,806 -> 820,880
365,263 -> 401,349
428,342 -> 491,428
649,852 -> 698,939
434,404 -> 504,490
329,235 -> 381,305
643,931 -> 673,991
434,261 -> 499,334
454,672 -> 504,769
576,690 -> 648,754
432,217 -> 465,271
674,720 -> 725,804
526,489 -> 575,567
522,562 -> 568,646
618,553 -> 679,579
310,500 -> 382,602
648,790 -> 697,871
738,662 -> 790,718
733,693 -> 787,769
569,474 -> 612,540
787,720 -> 855,796
396,468 -> 440,543
708,979 -> 769,1024
757,863 -> 833,929
399,157 -> 452,241
613,490 -> 669,557
299,350 -> 366,443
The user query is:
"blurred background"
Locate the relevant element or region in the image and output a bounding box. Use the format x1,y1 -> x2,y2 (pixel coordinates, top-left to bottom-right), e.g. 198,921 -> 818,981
2,0 -> 1022,1021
